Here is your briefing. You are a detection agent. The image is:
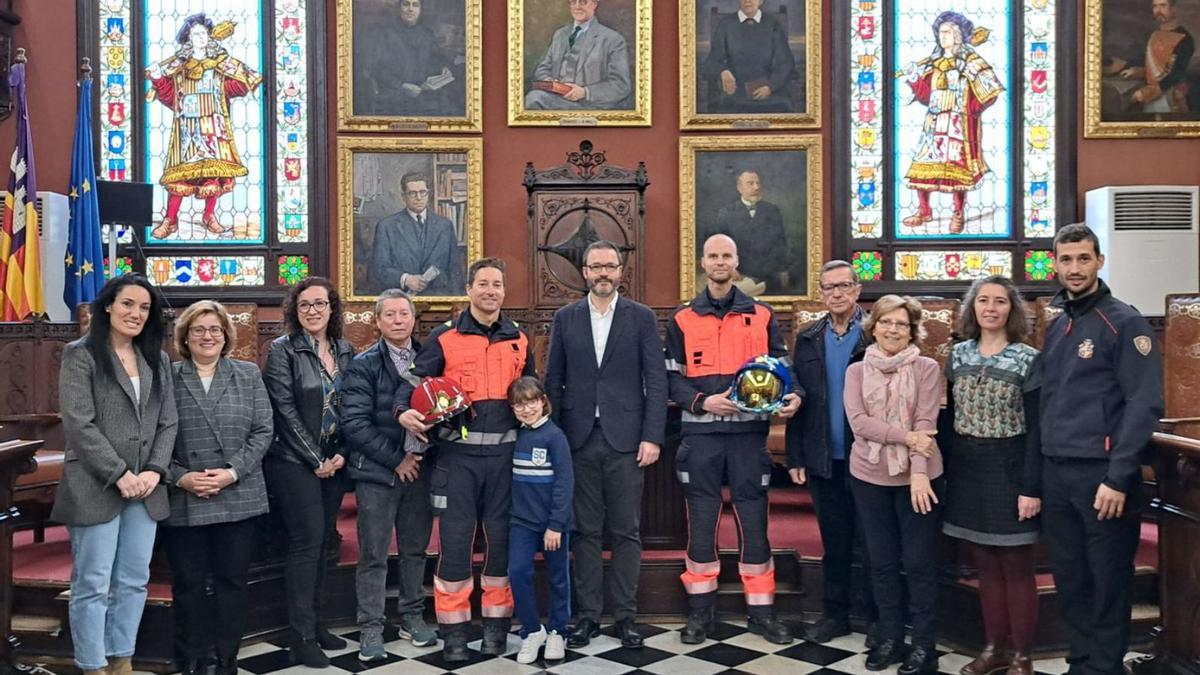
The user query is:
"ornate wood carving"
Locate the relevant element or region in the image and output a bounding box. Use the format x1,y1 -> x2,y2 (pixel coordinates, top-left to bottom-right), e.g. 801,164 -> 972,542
525,140 -> 648,307
1164,295 -> 1200,419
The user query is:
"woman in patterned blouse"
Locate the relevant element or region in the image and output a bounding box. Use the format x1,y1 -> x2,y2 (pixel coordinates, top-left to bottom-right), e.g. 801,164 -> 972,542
943,276 -> 1042,675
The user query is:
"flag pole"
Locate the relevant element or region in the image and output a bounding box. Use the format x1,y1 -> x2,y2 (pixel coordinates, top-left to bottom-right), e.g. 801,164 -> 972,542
78,56 -> 115,278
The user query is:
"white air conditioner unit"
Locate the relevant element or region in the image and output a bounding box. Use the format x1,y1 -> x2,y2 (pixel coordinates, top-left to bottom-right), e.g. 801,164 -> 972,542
1085,185 -> 1199,315
37,191 -> 71,322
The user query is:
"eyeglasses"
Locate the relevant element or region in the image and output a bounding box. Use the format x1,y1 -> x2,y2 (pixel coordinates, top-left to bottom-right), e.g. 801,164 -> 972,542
585,263 -> 621,273
876,319 -> 911,330
820,281 -> 859,294
298,300 -> 330,313
188,325 -> 225,338
512,400 -> 544,411
405,189 -> 430,198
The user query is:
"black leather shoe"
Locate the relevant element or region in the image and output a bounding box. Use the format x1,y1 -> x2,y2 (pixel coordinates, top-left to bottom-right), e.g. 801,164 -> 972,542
213,657 -> 238,675
288,638 -> 331,668
442,634 -> 470,663
314,626 -> 347,650
180,658 -> 207,675
864,622 -> 882,650
865,639 -> 908,671
481,619 -> 510,655
804,616 -> 852,644
898,646 -> 939,675
615,619 -> 644,648
747,615 -> 794,645
680,607 -> 714,645
568,618 -> 601,648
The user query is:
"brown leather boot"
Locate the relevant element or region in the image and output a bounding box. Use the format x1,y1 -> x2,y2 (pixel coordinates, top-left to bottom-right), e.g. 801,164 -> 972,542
107,656 -> 133,675
960,645 -> 1010,675
1006,653 -> 1033,675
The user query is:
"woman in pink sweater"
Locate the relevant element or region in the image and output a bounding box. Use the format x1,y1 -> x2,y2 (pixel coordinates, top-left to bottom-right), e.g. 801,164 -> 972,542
844,294 -> 944,675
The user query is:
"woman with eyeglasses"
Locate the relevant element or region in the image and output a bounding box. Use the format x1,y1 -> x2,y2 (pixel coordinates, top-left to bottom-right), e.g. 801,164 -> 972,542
263,277 -> 356,667
943,276 -> 1042,675
53,274 -> 177,675
163,300 -> 273,675
844,294 -> 945,675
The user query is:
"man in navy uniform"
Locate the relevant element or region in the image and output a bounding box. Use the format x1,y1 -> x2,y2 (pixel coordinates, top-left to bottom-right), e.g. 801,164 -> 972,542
1039,223 -> 1163,675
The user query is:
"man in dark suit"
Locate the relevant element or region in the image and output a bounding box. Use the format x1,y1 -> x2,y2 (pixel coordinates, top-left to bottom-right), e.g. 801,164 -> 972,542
702,0 -> 795,113
369,172 -> 464,296
709,170 -> 790,293
543,240 -> 668,648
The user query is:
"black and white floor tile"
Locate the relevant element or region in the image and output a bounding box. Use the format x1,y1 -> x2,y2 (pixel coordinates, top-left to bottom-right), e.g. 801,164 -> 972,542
136,622 -> 1143,675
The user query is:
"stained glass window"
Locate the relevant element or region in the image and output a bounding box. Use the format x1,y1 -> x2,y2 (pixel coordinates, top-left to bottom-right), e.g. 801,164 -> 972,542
843,0 -> 1067,286
92,0 -> 316,292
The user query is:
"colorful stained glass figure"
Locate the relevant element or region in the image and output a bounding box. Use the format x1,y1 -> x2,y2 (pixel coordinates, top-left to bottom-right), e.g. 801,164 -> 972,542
852,251 -> 884,281
147,256 -> 266,286
1024,249 -> 1055,281
275,0 -> 309,244
894,250 -> 1012,281
144,5 -> 266,245
278,255 -> 309,285
99,0 -> 133,185
894,3 -> 1011,239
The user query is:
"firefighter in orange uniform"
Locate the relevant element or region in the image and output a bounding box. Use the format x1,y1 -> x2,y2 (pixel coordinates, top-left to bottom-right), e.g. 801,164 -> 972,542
666,235 -> 802,645
396,258 -> 537,662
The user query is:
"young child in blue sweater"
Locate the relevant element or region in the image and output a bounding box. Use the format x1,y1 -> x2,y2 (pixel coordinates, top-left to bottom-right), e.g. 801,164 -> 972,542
507,376 -> 574,665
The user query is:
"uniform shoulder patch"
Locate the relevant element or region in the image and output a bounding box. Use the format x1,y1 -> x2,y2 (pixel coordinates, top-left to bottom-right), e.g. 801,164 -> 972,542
1133,335 -> 1152,356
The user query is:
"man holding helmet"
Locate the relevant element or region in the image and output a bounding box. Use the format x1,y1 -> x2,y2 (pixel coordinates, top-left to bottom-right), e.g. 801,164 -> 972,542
664,234 -> 802,645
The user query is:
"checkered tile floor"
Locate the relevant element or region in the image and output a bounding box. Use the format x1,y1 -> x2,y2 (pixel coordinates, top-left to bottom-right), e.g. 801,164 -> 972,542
174,621 -> 1145,675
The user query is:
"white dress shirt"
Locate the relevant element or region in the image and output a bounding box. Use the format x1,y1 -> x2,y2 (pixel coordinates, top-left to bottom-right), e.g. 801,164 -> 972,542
589,292 -> 618,417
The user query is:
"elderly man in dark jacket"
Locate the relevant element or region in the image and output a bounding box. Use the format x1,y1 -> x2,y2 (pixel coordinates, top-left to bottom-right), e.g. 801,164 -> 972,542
785,260 -> 878,646
340,289 -> 437,661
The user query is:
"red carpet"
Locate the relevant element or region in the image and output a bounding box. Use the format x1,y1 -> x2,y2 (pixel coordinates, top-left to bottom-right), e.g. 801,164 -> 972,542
13,486 -> 1159,590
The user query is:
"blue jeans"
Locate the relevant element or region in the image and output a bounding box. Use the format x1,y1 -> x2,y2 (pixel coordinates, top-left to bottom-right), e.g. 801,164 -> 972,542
68,502 -> 158,670
509,525 -> 570,637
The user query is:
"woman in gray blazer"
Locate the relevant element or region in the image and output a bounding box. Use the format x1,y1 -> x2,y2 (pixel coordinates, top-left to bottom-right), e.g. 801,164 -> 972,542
164,300 -> 273,675
51,274 -> 178,675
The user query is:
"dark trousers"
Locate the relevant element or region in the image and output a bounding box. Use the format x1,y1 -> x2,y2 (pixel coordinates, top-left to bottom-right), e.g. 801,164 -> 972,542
678,432 -> 773,612
164,518 -> 257,660
850,475 -> 944,648
265,458 -> 346,640
355,474 -> 434,635
1042,458 -> 1142,675
808,459 -> 877,624
509,525 -> 571,637
571,427 -> 644,622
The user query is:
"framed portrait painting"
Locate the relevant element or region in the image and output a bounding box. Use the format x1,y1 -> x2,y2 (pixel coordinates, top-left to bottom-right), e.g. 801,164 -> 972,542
679,135 -> 823,305
507,0 -> 652,126
680,0 -> 821,129
1085,0 -> 1200,137
337,0 -> 482,132
338,137 -> 483,304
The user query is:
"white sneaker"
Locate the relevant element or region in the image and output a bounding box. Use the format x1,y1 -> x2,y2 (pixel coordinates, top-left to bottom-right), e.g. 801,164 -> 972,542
517,626 -> 547,664
544,630 -> 566,660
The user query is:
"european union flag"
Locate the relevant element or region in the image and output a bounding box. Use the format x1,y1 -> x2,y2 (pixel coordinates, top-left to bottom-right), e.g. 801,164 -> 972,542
64,76 -> 105,318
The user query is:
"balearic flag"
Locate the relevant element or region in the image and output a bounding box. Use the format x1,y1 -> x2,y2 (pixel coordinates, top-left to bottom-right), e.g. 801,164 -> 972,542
0,55 -> 44,321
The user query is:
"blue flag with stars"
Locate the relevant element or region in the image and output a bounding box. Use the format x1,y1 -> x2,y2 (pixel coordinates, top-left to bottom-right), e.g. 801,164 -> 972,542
64,76 -> 104,318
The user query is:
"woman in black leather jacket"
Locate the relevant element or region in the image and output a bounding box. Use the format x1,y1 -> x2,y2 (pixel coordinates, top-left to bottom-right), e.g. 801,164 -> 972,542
263,277 -> 356,668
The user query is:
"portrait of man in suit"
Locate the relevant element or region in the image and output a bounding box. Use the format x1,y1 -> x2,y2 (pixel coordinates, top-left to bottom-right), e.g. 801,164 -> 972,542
697,0 -> 801,114
543,240 -> 668,649
367,171 -> 464,296
351,0 -> 467,118
524,0 -> 634,110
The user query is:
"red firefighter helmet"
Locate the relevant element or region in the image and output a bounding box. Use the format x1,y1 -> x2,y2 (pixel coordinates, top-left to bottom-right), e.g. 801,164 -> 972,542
409,376 -> 472,424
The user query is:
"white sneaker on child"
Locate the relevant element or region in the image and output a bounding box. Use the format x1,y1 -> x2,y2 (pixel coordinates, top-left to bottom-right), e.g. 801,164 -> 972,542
544,630 -> 566,661
517,626 -> 547,664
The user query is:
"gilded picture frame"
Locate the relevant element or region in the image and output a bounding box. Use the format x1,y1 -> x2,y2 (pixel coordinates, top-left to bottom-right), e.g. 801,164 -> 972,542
507,0 -> 652,126
336,0 -> 482,132
1084,0 -> 1200,138
679,135 -> 823,305
679,0 -> 821,130
337,137 -> 483,305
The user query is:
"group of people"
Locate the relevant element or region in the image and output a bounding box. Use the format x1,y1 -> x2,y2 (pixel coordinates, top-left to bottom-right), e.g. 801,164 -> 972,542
52,223 -> 1161,675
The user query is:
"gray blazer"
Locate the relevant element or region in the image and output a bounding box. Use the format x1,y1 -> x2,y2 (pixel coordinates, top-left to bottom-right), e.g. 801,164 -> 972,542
51,339 -> 179,526
531,20 -> 632,107
166,358 -> 273,527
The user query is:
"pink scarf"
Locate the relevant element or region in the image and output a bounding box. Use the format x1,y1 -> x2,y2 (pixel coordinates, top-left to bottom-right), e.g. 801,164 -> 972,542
861,343 -> 921,476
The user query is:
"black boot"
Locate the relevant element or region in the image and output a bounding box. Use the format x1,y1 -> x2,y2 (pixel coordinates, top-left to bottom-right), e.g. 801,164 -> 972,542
179,658 -> 206,675
442,624 -> 470,663
865,639 -> 908,671
481,618 -> 511,655
897,646 -> 939,675
680,606 -> 715,644
213,656 -> 238,675
315,625 -> 347,650
746,613 -> 794,645
288,637 -> 330,668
